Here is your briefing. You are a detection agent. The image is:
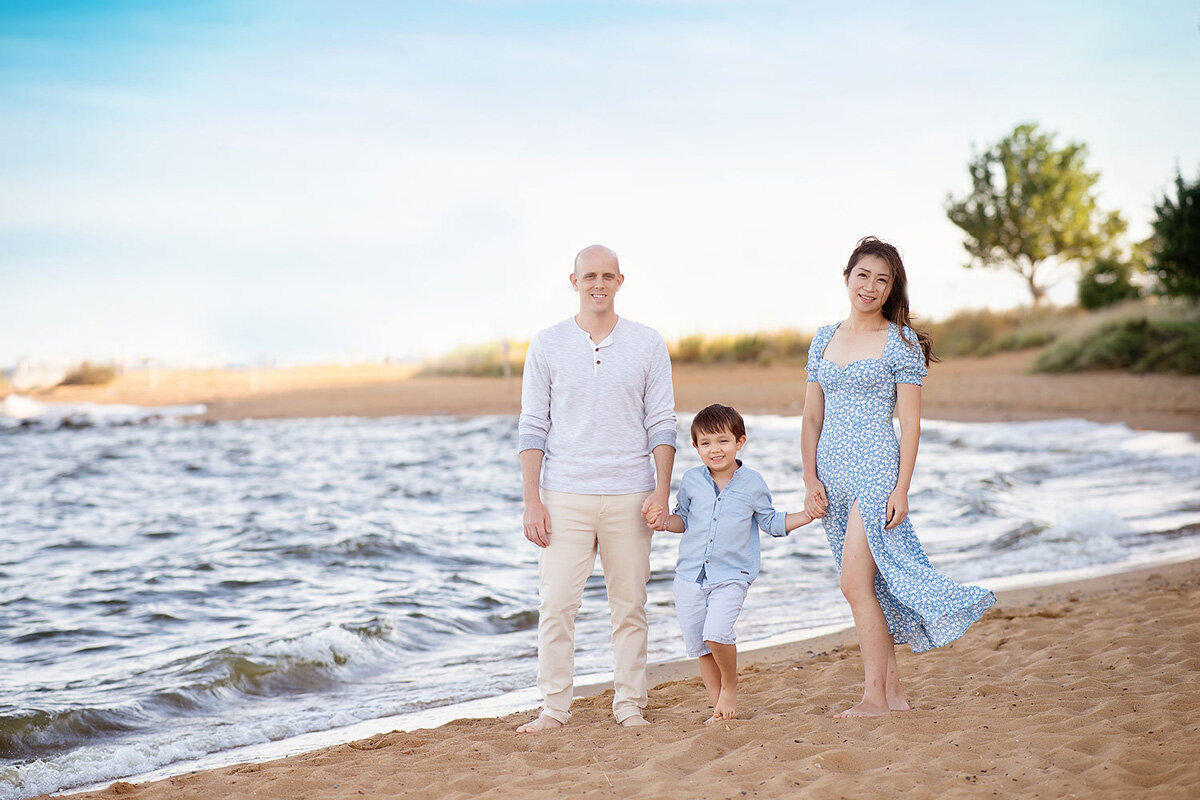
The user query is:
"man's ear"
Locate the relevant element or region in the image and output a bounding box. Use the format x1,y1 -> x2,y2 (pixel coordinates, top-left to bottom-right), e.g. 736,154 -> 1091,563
569,272 -> 579,291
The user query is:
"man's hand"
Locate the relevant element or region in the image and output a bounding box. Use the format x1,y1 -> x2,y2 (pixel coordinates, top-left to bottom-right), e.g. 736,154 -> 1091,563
523,497 -> 553,547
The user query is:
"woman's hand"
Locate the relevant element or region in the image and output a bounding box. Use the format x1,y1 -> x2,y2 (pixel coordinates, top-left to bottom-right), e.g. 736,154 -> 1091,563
885,487 -> 909,530
804,479 -> 828,519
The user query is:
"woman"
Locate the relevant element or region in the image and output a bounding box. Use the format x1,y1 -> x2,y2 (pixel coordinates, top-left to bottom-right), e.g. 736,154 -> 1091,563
802,236 -> 995,718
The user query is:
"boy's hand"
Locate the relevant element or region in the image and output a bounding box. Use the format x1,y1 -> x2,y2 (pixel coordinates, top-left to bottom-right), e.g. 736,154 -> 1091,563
804,479 -> 828,519
642,502 -> 667,531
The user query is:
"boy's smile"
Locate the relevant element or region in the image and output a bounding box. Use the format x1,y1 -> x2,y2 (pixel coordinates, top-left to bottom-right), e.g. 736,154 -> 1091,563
693,429 -> 746,480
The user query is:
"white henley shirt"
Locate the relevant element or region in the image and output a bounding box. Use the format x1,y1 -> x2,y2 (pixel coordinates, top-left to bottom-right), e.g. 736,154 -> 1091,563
518,316 -> 678,495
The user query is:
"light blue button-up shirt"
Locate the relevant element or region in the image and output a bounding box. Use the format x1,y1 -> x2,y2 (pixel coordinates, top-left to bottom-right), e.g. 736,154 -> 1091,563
672,461 -> 789,584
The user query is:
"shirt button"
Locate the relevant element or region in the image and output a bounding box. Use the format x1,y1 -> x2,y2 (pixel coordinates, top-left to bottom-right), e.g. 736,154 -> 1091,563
596,360 -> 601,365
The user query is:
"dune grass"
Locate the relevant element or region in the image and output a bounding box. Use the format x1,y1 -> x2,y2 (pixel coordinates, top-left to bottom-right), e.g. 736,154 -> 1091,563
418,341 -> 529,378
417,300 -> 1199,377
60,361 -> 118,386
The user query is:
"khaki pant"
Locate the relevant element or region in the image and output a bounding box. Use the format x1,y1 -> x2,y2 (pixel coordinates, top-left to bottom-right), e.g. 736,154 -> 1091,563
537,489 -> 653,723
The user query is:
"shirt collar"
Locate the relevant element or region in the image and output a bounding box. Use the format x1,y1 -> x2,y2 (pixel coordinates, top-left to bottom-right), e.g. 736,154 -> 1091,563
703,459 -> 744,489
572,315 -> 621,348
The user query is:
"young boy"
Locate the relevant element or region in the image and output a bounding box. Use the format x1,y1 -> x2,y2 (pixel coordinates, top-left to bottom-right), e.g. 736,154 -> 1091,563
644,403 -> 822,725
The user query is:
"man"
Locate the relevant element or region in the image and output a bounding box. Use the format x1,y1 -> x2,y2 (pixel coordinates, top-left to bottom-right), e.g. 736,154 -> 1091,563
516,244 -> 677,731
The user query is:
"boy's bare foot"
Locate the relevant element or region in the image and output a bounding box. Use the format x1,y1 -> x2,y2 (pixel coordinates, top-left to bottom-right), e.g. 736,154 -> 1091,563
516,714 -> 563,733
619,714 -> 650,727
833,700 -> 890,719
705,688 -> 736,724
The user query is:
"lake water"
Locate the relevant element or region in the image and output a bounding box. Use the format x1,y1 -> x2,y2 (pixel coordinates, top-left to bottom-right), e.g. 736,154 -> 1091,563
2,403 -> 1199,799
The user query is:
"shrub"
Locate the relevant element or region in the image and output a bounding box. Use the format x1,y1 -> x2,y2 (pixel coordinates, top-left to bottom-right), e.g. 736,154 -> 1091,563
59,361 -> 117,386
1033,318 -> 1200,374
1078,257 -> 1141,310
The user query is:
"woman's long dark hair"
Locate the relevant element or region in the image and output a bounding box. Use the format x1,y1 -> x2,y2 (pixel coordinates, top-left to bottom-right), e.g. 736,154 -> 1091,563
843,236 -> 939,366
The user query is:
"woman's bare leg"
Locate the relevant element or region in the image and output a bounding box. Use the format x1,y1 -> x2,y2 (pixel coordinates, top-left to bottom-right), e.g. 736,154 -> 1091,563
835,502 -> 891,718
885,644 -> 909,710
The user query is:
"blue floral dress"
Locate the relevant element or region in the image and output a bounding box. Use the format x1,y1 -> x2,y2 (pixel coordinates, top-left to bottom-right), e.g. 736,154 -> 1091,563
807,322 -> 995,653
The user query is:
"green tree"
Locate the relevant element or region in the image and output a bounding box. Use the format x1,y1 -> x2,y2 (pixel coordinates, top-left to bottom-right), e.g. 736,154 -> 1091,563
1150,169 -> 1200,301
946,123 -> 1126,305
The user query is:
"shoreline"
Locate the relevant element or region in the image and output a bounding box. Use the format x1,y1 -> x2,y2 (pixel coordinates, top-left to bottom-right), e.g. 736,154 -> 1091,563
42,554 -> 1200,800
16,353 -> 1200,437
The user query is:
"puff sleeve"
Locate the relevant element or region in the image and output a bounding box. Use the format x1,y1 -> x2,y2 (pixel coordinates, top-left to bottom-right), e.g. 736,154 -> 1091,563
805,327 -> 827,383
890,326 -> 928,386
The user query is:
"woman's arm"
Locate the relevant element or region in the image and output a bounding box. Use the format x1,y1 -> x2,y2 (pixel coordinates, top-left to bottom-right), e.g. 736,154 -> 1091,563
887,383 -> 922,530
801,381 -> 828,517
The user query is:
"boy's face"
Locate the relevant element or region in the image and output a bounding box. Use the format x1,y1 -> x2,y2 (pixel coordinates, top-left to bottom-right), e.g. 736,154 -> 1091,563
692,427 -> 745,474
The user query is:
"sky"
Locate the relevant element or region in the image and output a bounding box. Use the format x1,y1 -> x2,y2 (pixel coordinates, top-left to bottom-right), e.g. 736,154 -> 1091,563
2,1 -> 1198,366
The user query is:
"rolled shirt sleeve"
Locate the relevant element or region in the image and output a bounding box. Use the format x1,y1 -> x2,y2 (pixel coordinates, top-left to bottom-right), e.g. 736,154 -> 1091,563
643,333 -> 678,451
752,477 -> 789,538
517,335 -> 550,453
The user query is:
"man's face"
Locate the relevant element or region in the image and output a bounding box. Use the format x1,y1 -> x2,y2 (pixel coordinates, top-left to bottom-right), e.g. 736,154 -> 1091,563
570,259 -> 623,313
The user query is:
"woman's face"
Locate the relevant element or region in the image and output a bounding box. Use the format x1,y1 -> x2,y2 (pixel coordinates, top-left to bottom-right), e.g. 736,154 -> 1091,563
845,254 -> 892,315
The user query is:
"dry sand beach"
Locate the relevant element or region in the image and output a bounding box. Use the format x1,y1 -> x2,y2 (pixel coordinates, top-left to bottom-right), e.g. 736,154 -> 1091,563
26,351 -> 1200,436
42,559 -> 1200,800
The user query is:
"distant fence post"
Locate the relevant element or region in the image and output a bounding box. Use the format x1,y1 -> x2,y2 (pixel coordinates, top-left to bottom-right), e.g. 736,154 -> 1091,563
501,339 -> 512,387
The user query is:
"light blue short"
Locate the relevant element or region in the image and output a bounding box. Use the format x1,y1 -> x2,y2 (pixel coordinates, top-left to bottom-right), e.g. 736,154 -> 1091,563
673,575 -> 750,658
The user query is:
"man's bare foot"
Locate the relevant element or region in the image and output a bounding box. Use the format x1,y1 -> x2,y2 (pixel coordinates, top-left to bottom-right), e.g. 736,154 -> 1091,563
516,714 -> 563,733
619,714 -> 650,727
833,700 -> 889,719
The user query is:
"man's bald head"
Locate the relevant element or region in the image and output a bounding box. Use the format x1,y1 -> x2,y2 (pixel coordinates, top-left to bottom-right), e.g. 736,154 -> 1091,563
574,244 -> 620,276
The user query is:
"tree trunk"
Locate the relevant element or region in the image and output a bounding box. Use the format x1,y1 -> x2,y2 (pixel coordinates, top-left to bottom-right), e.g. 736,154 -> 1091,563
1025,263 -> 1046,306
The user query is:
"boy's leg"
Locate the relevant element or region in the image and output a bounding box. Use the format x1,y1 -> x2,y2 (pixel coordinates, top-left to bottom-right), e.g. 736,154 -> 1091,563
674,576 -> 719,707
701,580 -> 749,723
706,642 -> 738,723
528,490 -> 601,726
596,492 -> 654,725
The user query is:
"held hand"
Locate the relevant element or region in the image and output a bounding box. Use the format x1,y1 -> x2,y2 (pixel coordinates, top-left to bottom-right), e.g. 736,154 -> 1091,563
885,487 -> 909,531
523,497 -> 553,548
804,479 -> 828,519
641,489 -> 669,528
642,502 -> 667,531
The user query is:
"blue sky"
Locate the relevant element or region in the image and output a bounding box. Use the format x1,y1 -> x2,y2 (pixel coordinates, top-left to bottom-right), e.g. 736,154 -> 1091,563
2,1 -> 1198,365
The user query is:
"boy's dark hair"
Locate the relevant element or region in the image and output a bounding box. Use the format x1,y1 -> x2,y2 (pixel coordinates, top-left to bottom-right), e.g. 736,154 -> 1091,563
690,403 -> 746,444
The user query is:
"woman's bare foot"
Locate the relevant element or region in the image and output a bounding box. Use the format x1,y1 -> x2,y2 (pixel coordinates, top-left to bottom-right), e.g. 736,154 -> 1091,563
886,685 -> 910,711
516,714 -> 563,733
833,700 -> 890,719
